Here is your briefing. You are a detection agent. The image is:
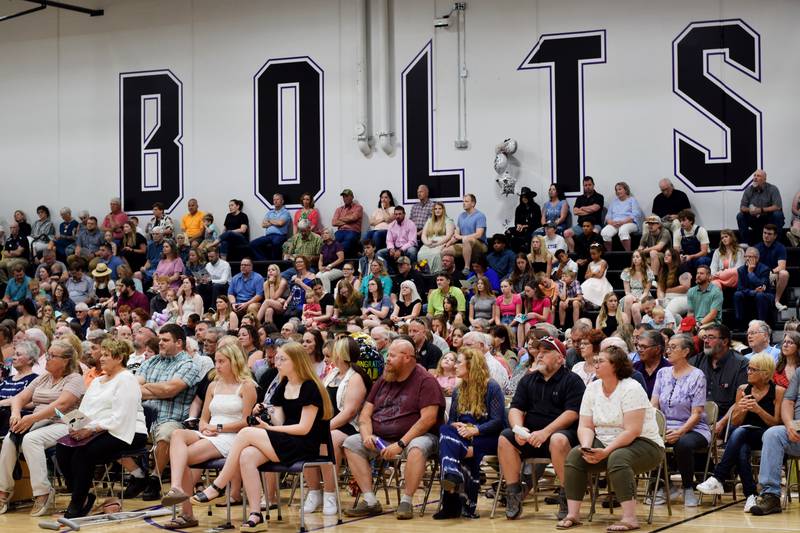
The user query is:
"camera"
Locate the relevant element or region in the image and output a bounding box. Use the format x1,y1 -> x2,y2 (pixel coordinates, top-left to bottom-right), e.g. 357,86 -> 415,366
247,404 -> 272,426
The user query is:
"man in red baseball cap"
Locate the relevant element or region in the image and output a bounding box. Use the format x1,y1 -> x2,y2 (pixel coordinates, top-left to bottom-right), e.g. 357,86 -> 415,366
497,336 -> 586,521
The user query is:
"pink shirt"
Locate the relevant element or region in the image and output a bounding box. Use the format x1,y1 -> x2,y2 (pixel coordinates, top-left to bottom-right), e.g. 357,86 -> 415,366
103,212 -> 129,239
528,297 -> 553,324
386,218 -> 418,250
496,293 -> 522,317
155,258 -> 185,289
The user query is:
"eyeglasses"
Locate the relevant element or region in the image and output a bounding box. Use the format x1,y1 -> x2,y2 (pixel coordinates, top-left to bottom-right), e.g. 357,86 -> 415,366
747,366 -> 765,374
46,354 -> 70,361
636,343 -> 655,351
579,341 -> 592,347
704,335 -> 719,340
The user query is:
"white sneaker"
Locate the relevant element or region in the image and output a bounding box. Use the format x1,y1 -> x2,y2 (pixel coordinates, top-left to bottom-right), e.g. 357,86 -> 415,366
646,488 -> 666,505
744,494 -> 758,512
775,301 -> 788,312
303,490 -> 322,513
696,476 -> 725,495
684,488 -> 700,507
322,492 -> 338,516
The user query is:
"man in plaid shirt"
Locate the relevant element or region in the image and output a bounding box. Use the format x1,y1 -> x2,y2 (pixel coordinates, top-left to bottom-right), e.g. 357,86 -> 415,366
134,324 -> 202,500
557,270 -> 584,326
409,184 -> 433,240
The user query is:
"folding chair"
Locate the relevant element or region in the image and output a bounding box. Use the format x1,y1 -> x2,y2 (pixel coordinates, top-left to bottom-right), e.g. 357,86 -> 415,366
188,457 -> 237,530
251,421 -> 343,533
488,456 -> 553,518
352,454 -> 440,516
782,454 -> 800,510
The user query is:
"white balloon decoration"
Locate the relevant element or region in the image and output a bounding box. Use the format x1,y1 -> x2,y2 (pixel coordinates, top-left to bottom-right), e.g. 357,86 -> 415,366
493,138 -> 520,196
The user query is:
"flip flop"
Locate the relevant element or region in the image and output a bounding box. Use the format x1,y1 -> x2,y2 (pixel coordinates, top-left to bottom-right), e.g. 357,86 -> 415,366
556,517 -> 583,529
606,521 -> 640,532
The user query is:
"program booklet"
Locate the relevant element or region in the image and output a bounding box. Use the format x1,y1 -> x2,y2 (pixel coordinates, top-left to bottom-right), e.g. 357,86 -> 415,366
55,408 -> 92,431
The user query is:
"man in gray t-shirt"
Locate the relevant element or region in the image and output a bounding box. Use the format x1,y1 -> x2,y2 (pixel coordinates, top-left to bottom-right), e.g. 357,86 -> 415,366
751,368 -> 800,515
736,169 -> 785,245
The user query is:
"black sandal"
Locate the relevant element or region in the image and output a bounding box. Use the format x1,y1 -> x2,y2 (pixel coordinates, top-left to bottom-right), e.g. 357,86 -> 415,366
240,512 -> 267,532
189,482 -> 226,505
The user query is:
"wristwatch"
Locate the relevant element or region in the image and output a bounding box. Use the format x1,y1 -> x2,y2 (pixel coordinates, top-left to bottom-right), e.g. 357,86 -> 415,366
217,424 -> 223,432
397,439 -> 407,450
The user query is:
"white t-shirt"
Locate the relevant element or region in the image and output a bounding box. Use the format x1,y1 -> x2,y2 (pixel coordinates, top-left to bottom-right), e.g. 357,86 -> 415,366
80,370 -> 147,444
544,235 -> 568,254
579,377 -> 663,448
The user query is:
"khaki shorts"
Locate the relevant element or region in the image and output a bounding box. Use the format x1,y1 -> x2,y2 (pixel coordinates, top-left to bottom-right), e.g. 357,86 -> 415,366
152,420 -> 184,443
342,432 -> 438,461
452,240 -> 488,258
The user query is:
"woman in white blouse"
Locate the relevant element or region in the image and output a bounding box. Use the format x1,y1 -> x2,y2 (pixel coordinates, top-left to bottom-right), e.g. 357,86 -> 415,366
559,345 -> 664,531
177,277 -> 204,326
55,338 -> 147,518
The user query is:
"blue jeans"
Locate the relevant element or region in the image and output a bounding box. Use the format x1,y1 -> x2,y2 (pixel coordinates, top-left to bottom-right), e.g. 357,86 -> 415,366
335,230 -> 361,257
363,230 -> 388,250
377,246 -> 418,274
736,211 -> 785,245
713,425 -> 765,496
218,231 -> 249,256
250,234 -> 287,261
758,425 -> 800,496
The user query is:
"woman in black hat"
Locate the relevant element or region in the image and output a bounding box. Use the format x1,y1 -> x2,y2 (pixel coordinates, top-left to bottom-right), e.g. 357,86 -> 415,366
505,187 -> 541,253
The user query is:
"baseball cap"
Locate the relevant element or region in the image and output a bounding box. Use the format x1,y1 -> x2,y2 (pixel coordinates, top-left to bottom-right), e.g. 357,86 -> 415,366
539,336 -> 567,357
679,316 -> 697,333
644,215 -> 661,224
340,189 -> 354,196
396,256 -> 411,265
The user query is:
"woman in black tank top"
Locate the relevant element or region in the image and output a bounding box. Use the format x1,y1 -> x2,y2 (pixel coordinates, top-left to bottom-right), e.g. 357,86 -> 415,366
696,353 -> 786,508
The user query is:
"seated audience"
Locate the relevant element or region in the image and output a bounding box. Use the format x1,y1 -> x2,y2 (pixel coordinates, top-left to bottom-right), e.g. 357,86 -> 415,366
469,275 -> 497,324
657,248 -> 691,317
228,258 -> 264,317
697,352 -> 784,512
435,347 -> 506,519
632,330 -> 670,398
710,229 -> 744,290
445,194 -> 488,277
514,281 -> 552,342
410,185 -> 434,241
215,199 -> 250,259
580,243 -> 613,308
736,169 -> 784,246
315,228 -> 345,294
0,341 -> 40,435
755,224 -> 790,312
293,192 -> 323,235
53,207 -> 79,260
365,190 -> 395,250
691,325 -> 748,434
597,292 -> 628,338
160,342 -> 256,528
687,265 -> 723,328
390,256 -> 427,304
745,320 -> 781,361
0,340 -> 84,516
498,336 -> 585,520
571,328 -> 606,385
506,187 -> 540,253
601,181 -> 644,252
428,271 -> 466,318
487,233 -> 516,279
250,193 -> 292,261
304,337 -> 370,516
651,178 -> 691,234
774,331 -> 800,388
282,219 -> 323,277
638,215 -> 673,279
564,176 -> 603,252
572,221 -> 604,272
343,338 -> 445,519
534,184 -> 570,236
674,209 -> 711,274
651,334 -> 710,506
190,342 -> 333,531
332,189 -> 364,257
735,247 -> 773,325
391,280 -> 422,324
378,206 -> 419,273
55,339 -> 148,518
788,189 -> 800,247
621,250 -> 654,325
560,345 -> 664,530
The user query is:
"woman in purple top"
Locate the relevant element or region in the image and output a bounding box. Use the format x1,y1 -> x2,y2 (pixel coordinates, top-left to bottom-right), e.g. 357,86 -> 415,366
601,181 -> 644,252
154,240 -> 185,290
651,333 -> 709,507
316,228 -> 345,293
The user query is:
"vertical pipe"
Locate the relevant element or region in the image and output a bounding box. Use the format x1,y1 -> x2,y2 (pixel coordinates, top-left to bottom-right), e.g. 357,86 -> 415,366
356,0 -> 371,155
375,0 -> 394,154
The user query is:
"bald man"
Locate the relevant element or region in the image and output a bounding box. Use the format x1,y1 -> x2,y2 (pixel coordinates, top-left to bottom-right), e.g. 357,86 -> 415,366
343,338 -> 445,520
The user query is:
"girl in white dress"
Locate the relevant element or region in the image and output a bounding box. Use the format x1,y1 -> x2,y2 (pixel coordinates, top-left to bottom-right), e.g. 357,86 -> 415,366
580,243 -> 614,307
160,343 -> 257,529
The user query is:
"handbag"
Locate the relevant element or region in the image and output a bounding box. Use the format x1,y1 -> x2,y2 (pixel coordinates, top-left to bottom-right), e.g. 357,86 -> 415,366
57,432 -> 102,448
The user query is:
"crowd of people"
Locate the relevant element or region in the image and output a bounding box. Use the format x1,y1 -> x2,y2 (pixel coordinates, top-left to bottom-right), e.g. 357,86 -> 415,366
0,170 -> 798,531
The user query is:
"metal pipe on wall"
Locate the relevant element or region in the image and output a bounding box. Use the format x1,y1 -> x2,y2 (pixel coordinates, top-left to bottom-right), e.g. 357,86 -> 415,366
355,0 -> 372,156
375,0 -> 395,155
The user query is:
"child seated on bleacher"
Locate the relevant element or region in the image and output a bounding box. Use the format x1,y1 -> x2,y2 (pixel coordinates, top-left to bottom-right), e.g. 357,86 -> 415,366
642,305 -> 676,331
301,289 -> 323,328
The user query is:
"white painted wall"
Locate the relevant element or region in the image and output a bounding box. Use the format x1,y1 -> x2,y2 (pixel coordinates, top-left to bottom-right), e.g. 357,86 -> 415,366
1,0 -> 799,233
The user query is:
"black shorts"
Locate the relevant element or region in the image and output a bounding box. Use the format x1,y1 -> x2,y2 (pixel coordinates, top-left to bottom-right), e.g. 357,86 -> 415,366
500,427 -> 579,459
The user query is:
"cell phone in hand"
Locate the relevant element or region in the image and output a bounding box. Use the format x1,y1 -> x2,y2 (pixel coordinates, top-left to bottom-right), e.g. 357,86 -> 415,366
580,447 -> 593,453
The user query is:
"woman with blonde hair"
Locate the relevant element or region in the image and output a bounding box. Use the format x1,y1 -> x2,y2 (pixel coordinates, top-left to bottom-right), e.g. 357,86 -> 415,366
257,263 -> 290,324
710,229 -> 745,289
597,292 -> 628,338
191,342 -> 333,532
303,337 -> 370,516
527,235 -> 552,276
418,202 -> 455,273
391,280 -> 422,323
435,347 -> 506,519
161,342 -> 257,529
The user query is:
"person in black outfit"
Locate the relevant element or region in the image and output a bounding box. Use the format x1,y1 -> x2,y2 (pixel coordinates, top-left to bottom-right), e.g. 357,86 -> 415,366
391,256 -> 428,304
408,317 -> 443,369
652,178 -> 691,233
191,341 -> 333,532
564,176 -> 604,252
216,199 -> 250,259
572,220 -> 604,277
506,187 -> 541,253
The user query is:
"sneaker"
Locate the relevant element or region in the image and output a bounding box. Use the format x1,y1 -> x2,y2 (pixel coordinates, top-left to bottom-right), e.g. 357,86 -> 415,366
696,476 -> 725,495
646,488 -> 665,505
557,488 -> 568,520
505,483 -> 523,520
775,301 -> 788,312
744,494 -> 758,513
303,490 -> 322,514
123,475 -> 149,499
343,500 -> 383,517
322,492 -> 338,516
684,488 -> 699,507
141,475 -> 163,501
750,493 -> 782,515
395,500 -> 414,520
30,488 -> 55,517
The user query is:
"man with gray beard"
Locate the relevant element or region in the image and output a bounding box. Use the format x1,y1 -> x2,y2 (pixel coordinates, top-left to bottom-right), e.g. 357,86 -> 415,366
690,324 -> 748,434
